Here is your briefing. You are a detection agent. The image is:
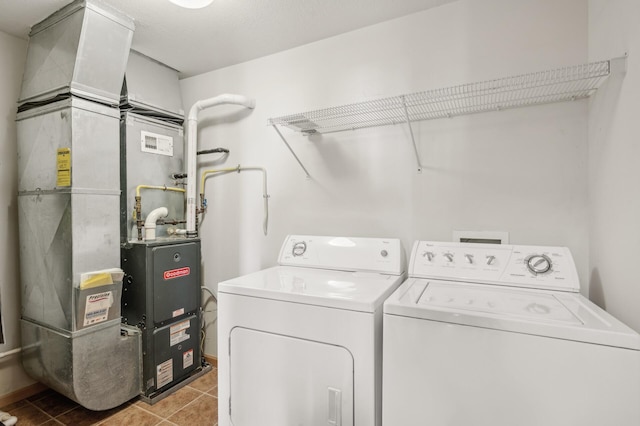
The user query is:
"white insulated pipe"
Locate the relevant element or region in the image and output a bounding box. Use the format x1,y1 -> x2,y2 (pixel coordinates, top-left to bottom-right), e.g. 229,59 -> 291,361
186,94 -> 256,237
145,207 -> 168,241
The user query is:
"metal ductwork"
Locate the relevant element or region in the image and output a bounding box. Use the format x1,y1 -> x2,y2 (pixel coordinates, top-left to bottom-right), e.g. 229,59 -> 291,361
16,0 -> 141,411
18,0 -> 134,107
119,50 -> 186,244
120,50 -> 185,122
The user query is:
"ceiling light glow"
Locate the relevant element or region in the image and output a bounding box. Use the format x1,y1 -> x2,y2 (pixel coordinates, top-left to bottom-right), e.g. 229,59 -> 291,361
168,0 -> 214,9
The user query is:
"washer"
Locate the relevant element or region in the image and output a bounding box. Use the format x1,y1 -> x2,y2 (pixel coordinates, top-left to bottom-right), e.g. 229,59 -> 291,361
218,235 -> 406,426
383,241 -> 640,426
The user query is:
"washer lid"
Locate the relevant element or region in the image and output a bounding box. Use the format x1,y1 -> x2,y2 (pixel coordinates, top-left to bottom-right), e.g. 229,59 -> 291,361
219,266 -> 406,313
384,278 -> 640,350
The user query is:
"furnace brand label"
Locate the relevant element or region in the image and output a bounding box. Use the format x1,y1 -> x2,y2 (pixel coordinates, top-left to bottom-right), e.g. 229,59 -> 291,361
163,267 -> 190,280
83,291 -> 113,326
157,359 -> 173,389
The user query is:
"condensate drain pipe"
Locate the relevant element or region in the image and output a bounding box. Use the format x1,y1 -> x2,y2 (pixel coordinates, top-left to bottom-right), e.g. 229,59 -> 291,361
145,207 -> 168,241
186,94 -> 256,238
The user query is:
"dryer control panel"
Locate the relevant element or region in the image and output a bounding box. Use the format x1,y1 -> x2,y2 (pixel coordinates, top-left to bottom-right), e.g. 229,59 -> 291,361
279,235 -> 405,275
409,241 -> 579,292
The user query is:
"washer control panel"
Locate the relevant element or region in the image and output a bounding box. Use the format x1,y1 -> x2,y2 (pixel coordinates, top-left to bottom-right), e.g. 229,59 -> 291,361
410,241 -> 579,292
279,235 -> 405,275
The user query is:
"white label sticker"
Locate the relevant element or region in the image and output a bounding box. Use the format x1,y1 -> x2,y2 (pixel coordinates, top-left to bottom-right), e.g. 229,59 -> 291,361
172,308 -> 185,318
171,330 -> 189,346
83,291 -> 113,326
183,349 -> 194,369
157,359 -> 173,388
141,131 -> 174,156
170,319 -> 190,346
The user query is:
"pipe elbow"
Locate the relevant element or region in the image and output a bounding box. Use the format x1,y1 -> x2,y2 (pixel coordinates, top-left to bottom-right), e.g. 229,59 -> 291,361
210,93 -> 255,109
188,104 -> 202,122
187,94 -> 256,120
144,207 -> 169,240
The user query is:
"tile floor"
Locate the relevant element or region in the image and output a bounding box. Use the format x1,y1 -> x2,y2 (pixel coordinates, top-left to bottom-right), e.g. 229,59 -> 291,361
0,367 -> 218,426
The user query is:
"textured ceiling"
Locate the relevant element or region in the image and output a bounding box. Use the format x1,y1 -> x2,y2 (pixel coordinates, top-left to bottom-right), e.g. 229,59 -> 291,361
0,0 -> 457,78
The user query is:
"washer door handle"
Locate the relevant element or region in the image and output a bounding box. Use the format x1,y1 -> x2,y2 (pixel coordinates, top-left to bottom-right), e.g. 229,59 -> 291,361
328,387 -> 342,426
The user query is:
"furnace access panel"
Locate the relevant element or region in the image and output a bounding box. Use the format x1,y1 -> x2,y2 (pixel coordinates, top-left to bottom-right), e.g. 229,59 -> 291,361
121,239 -> 202,398
121,239 -> 200,327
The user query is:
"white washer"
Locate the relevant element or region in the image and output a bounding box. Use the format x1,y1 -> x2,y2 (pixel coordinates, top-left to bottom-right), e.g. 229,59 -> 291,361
218,235 -> 406,426
383,241 -> 640,426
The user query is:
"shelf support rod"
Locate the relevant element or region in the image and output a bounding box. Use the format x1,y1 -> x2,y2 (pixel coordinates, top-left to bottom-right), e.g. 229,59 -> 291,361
401,96 -> 423,173
271,124 -> 311,178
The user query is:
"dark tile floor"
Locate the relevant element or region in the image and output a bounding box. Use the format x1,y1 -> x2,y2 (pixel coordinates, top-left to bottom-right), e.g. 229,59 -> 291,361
0,367 -> 218,426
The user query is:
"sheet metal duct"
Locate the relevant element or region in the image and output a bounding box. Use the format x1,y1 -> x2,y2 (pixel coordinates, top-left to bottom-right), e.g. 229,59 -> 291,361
120,113 -> 185,242
19,0 -> 134,107
17,0 -> 141,411
121,50 -> 185,122
17,98 -> 122,330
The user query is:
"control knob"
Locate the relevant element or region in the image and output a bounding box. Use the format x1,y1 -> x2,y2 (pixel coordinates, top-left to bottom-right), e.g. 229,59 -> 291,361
525,254 -> 552,275
292,241 -> 307,257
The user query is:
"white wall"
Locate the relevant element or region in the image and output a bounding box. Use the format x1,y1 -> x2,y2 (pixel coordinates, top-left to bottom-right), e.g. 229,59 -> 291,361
588,0 -> 640,331
0,30 -> 34,396
180,0 -> 589,356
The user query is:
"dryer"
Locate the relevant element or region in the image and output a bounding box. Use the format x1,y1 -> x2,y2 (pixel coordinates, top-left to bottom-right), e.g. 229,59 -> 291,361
383,241 -> 640,426
218,235 -> 405,426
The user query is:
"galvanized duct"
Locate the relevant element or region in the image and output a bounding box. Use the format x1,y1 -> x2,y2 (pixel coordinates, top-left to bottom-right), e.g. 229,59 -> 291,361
17,0 -> 142,410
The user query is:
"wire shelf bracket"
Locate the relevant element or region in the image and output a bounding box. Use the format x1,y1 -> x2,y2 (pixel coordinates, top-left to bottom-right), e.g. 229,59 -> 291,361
268,56 -> 626,176
271,124 -> 311,179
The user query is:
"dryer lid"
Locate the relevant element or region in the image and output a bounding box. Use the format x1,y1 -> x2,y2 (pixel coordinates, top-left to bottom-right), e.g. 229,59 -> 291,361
384,278 -> 640,350
219,266 -> 406,313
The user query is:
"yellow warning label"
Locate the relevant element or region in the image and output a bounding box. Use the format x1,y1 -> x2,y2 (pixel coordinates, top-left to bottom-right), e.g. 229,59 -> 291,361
56,148 -> 71,187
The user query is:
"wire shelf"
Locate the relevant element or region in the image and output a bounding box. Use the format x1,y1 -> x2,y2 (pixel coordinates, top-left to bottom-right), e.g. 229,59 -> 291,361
268,57 -> 625,177
268,60 -> 612,134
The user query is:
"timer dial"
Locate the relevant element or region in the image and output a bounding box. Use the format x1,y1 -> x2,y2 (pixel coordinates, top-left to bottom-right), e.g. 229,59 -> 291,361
292,241 -> 307,257
525,254 -> 552,275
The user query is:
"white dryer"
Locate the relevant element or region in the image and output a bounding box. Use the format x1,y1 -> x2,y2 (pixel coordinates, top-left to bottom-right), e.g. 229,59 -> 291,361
383,241 -> 640,426
218,235 -> 406,426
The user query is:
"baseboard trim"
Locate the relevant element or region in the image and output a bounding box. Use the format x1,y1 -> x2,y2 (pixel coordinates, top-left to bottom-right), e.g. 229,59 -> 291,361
203,354 -> 217,367
0,382 -> 48,408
